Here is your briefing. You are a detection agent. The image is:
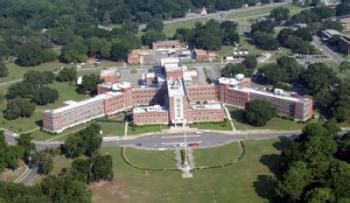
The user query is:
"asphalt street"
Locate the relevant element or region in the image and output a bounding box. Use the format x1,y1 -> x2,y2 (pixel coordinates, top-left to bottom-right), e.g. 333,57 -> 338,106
103,132 -> 299,150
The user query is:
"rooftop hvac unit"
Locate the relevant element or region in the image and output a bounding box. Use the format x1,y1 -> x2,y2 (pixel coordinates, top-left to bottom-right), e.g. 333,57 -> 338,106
235,74 -> 245,81
274,88 -> 284,95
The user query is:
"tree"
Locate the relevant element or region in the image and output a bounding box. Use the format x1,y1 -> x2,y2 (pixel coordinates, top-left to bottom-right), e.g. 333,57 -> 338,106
34,86 -> 59,105
16,134 -> 35,161
70,154 -> 113,183
276,161 -> 312,200
304,188 -> 335,203
6,82 -> 36,100
258,63 -> 288,85
311,7 -> 335,19
63,135 -> 84,158
0,61 -> 8,78
16,43 -> 56,67
244,100 -> 277,126
111,6 -> 131,24
221,63 -> 254,77
60,38 -> 88,63
251,20 -> 275,33
270,7 -> 290,24
41,175 -> 91,203
328,160 -> 350,199
146,19 -> 164,32
251,32 -> 279,50
23,71 -> 55,86
122,20 -> 139,33
276,56 -> 304,82
337,132 -> 350,162
56,67 -> 77,82
293,28 -> 313,42
339,61 -> 350,72
71,158 -> 92,182
32,151 -> 53,174
91,154 -> 113,182
333,95 -> 350,122
77,74 -> 102,94
300,63 -> 339,96
242,55 -> 258,70
141,31 -> 167,47
63,124 -> 102,158
111,42 -> 130,61
3,97 -> 35,120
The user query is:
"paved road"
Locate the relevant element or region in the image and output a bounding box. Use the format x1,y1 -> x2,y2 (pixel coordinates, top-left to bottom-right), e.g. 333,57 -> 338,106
163,2 -> 289,25
103,132 -> 300,150
4,127 -> 300,150
18,167 -> 39,185
312,36 -> 343,64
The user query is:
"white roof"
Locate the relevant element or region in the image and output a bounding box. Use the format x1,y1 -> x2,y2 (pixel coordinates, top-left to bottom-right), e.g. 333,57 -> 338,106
218,77 -> 239,86
190,103 -> 222,110
183,70 -> 197,77
167,79 -> 185,97
161,57 -> 179,67
100,69 -> 117,77
145,72 -> 155,78
232,86 -> 305,103
46,92 -> 123,114
133,105 -> 168,113
112,82 -> 131,91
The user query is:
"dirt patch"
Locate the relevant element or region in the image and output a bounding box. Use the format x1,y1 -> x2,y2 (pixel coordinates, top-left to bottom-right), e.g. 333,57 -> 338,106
89,180 -> 130,203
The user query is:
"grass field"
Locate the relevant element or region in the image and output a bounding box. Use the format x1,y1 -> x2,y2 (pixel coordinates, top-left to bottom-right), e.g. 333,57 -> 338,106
0,61 -> 66,84
128,124 -> 169,136
193,142 -> 241,167
189,119 -> 233,131
91,139 -> 287,202
228,106 -> 305,131
98,121 -> 125,137
162,5 -> 308,38
124,148 -> 177,169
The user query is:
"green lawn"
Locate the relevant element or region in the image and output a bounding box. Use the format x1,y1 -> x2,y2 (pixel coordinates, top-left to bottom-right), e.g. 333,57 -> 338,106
36,82 -> 89,110
123,148 -> 177,169
228,106 -> 305,131
189,119 -> 233,131
128,124 -> 169,136
162,5 -> 308,38
194,142 -> 241,167
0,61 -> 68,84
93,139 -> 286,202
98,121 -> 125,137
0,111 -> 42,133
51,156 -> 73,175
162,19 -> 207,37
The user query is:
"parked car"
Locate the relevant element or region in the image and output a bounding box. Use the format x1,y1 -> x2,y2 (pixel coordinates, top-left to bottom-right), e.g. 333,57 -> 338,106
189,143 -> 200,147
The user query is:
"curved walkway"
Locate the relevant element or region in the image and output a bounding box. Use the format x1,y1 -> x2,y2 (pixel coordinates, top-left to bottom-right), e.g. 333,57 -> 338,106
121,141 -> 246,173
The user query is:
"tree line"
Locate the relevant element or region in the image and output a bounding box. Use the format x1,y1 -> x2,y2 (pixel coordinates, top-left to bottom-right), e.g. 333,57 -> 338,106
276,120 -> 350,202
249,6 -> 343,53
0,123 -> 113,202
0,0 -> 278,67
3,68 -> 77,120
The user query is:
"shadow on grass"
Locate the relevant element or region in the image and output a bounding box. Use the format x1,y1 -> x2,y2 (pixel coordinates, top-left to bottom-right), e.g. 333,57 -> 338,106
35,119 -> 43,128
230,109 -> 247,124
253,175 -> 279,203
254,138 -> 292,202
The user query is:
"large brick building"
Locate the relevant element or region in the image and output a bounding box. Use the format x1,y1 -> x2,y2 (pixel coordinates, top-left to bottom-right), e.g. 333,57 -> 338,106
42,58 -> 313,133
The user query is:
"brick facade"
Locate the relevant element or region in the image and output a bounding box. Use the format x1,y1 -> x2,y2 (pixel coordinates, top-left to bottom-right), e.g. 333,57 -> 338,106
43,67 -> 313,132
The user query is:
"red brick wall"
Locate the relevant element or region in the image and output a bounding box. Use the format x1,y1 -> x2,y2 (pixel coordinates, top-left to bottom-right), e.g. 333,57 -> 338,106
186,85 -> 219,102
133,111 -> 169,125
